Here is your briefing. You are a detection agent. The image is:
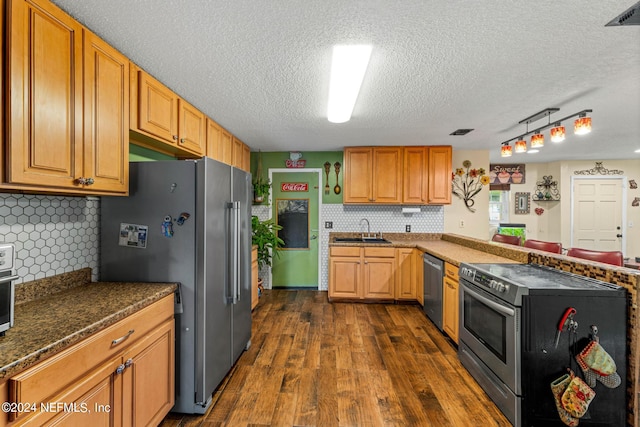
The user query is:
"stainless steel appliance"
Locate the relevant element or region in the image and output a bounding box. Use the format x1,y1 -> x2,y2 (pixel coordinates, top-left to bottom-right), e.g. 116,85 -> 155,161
458,263 -> 627,426
0,243 -> 17,336
100,158 -> 252,414
423,253 -> 444,330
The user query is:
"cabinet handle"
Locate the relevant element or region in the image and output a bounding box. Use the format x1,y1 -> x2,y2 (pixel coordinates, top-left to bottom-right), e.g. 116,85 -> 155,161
364,261 -> 368,264
173,135 -> 178,141
180,138 -> 186,143
125,358 -> 133,368
75,177 -> 94,186
115,364 -> 126,375
111,329 -> 135,346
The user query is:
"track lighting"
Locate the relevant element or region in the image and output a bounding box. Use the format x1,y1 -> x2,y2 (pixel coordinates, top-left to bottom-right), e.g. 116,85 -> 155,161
499,108 -> 592,156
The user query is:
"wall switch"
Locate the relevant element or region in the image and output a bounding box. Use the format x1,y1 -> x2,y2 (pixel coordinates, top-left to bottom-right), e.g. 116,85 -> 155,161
405,225 -> 411,232
324,221 -> 333,229
459,220 -> 465,228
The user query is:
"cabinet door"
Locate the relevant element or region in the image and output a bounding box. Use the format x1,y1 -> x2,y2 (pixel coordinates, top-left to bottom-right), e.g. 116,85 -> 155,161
7,0 -> 83,188
242,143 -> 251,173
363,258 -> 395,299
443,276 -> 459,343
329,256 -> 361,299
122,319 -> 174,427
373,147 -> 403,203
206,118 -> 222,161
136,70 -> 179,144
343,147 -> 372,203
232,136 -> 244,168
83,31 -> 129,193
403,147 -> 428,204
427,146 -> 452,204
178,100 -> 205,155
395,248 -> 416,300
220,129 -> 233,165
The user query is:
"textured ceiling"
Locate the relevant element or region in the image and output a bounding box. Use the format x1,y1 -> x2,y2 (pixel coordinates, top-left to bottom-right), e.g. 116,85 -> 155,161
51,0 -> 640,163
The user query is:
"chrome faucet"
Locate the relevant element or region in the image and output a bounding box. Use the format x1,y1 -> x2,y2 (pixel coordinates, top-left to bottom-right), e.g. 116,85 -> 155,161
359,218 -> 371,238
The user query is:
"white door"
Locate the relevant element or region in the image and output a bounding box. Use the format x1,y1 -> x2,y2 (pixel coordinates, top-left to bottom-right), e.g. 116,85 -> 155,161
571,178 -> 624,251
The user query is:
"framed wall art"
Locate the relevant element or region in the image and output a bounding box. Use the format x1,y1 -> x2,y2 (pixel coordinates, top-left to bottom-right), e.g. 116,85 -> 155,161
515,192 -> 530,214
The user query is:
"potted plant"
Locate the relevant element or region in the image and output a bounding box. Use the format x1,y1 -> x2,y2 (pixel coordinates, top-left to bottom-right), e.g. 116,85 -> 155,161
252,150 -> 271,204
251,215 -> 284,274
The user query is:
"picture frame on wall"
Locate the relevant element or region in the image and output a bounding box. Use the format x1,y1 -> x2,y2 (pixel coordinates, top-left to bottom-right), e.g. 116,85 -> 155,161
515,192 -> 530,214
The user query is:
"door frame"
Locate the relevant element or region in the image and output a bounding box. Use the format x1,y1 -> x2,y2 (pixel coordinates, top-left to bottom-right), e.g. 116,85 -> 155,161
268,168 -> 323,288
570,175 -> 627,254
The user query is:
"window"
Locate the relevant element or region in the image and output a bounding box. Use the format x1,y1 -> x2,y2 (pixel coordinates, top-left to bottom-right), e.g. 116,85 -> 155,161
489,190 -> 509,224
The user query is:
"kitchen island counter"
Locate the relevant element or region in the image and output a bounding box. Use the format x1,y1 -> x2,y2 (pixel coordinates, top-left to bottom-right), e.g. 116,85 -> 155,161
0,278 -> 176,380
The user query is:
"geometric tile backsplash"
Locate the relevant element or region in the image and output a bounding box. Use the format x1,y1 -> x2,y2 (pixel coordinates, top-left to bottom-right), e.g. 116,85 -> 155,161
252,203 -> 444,290
0,194 -> 100,284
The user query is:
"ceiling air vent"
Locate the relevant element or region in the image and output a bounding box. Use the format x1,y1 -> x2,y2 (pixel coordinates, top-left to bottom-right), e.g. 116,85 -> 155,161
606,1 -> 640,26
449,129 -> 474,136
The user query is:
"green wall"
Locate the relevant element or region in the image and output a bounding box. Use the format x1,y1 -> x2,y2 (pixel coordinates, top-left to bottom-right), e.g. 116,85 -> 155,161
250,151 -> 344,204
129,145 -> 175,161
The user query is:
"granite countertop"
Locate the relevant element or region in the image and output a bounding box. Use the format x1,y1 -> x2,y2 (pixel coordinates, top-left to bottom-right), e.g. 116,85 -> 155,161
0,281 -> 176,380
329,232 -> 524,266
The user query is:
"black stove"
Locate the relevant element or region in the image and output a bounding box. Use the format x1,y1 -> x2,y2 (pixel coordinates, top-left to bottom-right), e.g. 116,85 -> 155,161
459,263 -> 622,306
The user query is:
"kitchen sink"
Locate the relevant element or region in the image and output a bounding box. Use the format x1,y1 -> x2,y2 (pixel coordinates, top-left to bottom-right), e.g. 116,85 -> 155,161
334,237 -> 391,244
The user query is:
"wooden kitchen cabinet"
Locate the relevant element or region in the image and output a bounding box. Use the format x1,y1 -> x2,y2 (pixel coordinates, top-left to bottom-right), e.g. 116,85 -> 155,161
427,146 -> 452,204
252,246 -> 259,310
403,147 -> 428,204
130,65 -> 204,157
395,248 -> 417,300
442,262 -> 459,343
329,246 -> 395,301
343,147 -> 403,204
7,295 -> 174,426
3,0 -> 129,195
242,143 -> 251,173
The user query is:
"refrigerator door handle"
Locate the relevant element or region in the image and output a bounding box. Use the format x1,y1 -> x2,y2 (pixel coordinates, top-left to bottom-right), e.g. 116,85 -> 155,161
229,201 -> 241,304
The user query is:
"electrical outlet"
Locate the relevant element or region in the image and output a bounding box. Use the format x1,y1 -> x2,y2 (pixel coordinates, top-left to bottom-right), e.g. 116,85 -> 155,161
405,225 -> 411,232
459,220 -> 465,228
324,221 -> 333,229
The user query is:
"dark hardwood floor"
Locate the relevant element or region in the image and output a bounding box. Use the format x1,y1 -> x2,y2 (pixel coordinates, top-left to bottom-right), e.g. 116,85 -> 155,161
159,289 -> 511,426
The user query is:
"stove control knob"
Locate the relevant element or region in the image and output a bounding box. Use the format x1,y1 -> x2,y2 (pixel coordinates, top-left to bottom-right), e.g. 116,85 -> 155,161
489,279 -> 497,289
496,283 -> 505,292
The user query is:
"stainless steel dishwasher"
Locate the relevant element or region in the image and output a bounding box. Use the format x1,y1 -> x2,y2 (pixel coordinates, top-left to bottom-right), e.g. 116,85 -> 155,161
423,253 -> 444,330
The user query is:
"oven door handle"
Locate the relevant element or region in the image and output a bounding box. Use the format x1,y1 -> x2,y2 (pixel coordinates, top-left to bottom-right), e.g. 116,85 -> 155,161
0,275 -> 19,284
464,285 -> 515,317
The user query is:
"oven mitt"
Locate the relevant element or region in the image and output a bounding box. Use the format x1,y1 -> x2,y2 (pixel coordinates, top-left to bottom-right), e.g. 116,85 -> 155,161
575,340 -> 621,389
550,373 -> 580,426
561,375 -> 596,419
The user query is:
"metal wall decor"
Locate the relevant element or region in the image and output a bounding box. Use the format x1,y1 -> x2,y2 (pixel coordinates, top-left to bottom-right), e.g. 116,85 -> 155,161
574,161 -> 624,175
532,176 -> 560,201
514,192 -> 530,214
451,160 -> 490,212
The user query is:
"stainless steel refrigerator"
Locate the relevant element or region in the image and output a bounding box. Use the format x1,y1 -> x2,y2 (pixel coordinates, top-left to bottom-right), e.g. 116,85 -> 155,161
100,157 -> 252,414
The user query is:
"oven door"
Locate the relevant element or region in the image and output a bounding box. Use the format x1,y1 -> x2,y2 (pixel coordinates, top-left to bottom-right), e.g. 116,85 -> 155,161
459,279 -> 521,394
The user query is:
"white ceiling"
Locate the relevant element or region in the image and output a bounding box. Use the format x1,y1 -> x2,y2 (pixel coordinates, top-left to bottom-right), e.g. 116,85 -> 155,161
51,0 -> 640,163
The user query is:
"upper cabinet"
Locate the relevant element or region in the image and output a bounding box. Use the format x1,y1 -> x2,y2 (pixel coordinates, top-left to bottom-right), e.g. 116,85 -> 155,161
344,145 -> 452,205
3,0 -> 129,195
344,147 -> 403,204
130,65 -> 204,157
427,146 -> 452,204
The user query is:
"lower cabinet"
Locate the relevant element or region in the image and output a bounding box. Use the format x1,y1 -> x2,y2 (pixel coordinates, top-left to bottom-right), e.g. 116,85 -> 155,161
395,248 -> 417,300
328,246 -> 396,300
6,295 -> 174,426
442,262 -> 459,343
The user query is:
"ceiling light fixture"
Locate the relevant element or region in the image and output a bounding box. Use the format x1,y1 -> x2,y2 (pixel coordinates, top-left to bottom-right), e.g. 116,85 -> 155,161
550,123 -> 566,142
514,139 -> 527,153
498,108 -> 592,155
327,45 -> 372,123
501,142 -> 513,157
574,113 -> 592,135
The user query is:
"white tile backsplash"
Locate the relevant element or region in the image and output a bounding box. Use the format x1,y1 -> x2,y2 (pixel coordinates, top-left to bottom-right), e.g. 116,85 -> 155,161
252,203 -> 444,290
0,194 -> 100,284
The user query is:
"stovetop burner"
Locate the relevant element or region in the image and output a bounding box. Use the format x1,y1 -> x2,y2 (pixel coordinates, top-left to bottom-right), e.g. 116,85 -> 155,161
459,263 -> 623,306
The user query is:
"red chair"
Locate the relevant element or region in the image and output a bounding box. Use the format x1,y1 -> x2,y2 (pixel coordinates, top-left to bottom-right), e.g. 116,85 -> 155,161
492,233 -> 521,246
566,247 -> 624,267
523,239 -> 562,254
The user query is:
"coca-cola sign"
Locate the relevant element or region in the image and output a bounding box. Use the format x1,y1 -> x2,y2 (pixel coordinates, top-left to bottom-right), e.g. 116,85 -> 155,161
281,182 -> 308,192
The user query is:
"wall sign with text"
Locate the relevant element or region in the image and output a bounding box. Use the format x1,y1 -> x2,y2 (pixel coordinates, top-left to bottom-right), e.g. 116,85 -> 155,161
281,182 -> 309,192
489,164 -> 526,184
